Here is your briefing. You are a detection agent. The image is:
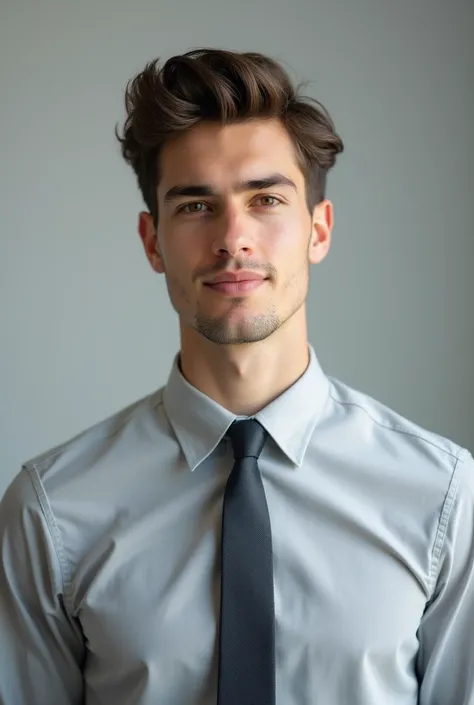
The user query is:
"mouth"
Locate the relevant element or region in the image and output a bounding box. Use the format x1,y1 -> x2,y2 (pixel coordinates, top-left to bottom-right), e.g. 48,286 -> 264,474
204,278 -> 268,295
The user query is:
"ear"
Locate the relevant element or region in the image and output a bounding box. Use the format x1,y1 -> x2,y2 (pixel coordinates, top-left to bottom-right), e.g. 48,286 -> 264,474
138,212 -> 165,274
308,199 -> 333,265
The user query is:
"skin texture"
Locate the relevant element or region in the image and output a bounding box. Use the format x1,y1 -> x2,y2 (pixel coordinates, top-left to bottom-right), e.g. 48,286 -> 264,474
138,118 -> 333,415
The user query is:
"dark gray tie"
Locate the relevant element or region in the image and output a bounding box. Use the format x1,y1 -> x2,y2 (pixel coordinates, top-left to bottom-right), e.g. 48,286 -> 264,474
217,419 -> 276,705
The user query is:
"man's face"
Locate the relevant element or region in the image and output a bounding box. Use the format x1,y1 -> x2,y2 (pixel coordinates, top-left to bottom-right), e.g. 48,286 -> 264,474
139,118 -> 332,345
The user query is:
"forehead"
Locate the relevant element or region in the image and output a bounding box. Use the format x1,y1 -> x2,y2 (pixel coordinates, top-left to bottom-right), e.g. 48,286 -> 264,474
158,118 -> 304,194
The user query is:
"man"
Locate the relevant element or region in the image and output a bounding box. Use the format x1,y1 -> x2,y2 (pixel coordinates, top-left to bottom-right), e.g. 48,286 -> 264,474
1,47 -> 473,705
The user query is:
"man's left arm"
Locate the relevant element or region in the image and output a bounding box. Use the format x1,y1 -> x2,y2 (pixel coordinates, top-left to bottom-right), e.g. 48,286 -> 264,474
416,447 -> 474,705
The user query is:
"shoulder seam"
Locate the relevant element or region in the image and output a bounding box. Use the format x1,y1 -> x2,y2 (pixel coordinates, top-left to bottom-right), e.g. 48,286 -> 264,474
26,392 -> 165,472
328,389 -> 459,459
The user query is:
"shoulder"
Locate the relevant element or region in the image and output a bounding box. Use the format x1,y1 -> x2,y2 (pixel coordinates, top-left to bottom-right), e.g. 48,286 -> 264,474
22,386 -> 166,484
325,375 -> 474,538
326,374 -> 470,470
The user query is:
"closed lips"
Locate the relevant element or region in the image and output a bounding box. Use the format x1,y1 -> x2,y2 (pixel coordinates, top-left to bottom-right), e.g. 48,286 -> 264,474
205,272 -> 266,284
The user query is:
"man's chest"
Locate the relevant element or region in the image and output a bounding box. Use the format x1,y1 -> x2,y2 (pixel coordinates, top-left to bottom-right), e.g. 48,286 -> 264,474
76,485 -> 427,704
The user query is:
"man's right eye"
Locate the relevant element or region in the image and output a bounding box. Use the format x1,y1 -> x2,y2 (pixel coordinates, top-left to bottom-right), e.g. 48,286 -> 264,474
177,202 -> 210,214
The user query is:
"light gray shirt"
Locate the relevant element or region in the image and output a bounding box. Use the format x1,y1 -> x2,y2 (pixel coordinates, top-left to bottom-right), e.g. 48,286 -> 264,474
1,345 -> 474,705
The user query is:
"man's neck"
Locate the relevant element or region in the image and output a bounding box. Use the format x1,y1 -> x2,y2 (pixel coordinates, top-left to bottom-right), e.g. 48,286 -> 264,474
178,322 -> 310,417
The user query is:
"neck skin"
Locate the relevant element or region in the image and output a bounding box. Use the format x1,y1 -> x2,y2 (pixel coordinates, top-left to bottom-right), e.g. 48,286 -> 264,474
178,306 -> 310,416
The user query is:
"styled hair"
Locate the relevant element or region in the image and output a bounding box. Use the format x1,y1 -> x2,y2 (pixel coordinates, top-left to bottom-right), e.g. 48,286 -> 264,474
115,48 -> 344,225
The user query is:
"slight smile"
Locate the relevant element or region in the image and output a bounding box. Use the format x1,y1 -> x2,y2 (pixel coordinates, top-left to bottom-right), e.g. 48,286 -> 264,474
205,280 -> 267,295
203,271 -> 268,296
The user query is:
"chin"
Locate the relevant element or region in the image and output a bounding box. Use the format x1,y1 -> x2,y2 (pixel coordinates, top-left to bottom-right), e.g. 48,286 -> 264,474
195,315 -> 281,346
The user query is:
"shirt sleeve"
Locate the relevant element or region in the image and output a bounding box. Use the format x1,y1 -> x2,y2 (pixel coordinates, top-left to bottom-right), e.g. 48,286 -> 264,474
0,467 -> 85,705
416,447 -> 474,705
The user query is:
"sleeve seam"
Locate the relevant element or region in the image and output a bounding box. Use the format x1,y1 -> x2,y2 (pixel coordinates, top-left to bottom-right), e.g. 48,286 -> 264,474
26,465 -> 75,614
428,446 -> 465,592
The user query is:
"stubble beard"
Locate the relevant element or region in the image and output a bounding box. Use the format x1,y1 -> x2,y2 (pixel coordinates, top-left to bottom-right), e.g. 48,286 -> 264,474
193,300 -> 281,345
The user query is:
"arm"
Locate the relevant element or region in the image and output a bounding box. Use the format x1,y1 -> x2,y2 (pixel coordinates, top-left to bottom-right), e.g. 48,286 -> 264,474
0,468 -> 85,704
416,447 -> 474,704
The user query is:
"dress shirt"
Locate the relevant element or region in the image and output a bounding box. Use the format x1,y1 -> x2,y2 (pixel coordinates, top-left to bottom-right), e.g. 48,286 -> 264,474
1,344 -> 474,705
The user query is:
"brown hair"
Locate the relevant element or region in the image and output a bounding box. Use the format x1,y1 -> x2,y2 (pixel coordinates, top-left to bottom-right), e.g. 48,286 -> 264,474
115,48 -> 344,225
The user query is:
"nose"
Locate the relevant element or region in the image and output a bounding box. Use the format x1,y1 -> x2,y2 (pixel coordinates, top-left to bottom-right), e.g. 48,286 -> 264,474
210,208 -> 255,259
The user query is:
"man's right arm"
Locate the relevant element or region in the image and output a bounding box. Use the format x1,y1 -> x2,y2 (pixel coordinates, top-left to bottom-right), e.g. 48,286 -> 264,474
0,468 -> 85,705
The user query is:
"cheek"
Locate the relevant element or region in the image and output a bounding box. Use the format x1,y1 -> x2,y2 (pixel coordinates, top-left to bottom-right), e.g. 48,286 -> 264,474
164,271 -> 193,315
266,218 -> 310,262
162,238 -> 194,274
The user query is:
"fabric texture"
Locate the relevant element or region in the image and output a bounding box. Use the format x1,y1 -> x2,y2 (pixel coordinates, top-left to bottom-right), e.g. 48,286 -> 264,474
1,345 -> 474,704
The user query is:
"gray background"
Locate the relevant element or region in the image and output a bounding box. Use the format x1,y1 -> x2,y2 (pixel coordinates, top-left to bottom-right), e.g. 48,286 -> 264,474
1,0 -> 473,497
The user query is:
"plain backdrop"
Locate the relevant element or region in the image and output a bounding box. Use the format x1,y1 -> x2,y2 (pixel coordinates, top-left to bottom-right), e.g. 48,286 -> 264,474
1,0 -> 473,497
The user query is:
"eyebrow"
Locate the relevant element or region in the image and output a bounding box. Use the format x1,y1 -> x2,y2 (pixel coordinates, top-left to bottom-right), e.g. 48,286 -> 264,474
163,173 -> 298,204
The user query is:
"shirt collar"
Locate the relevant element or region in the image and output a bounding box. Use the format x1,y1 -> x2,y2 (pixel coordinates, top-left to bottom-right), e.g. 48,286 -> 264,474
162,344 -> 330,471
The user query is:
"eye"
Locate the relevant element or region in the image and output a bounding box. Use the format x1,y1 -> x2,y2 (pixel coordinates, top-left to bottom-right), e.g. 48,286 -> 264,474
177,201 -> 209,214
256,195 -> 282,207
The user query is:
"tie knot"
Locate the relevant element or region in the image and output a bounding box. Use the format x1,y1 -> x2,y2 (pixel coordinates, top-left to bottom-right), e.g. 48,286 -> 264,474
227,419 -> 268,460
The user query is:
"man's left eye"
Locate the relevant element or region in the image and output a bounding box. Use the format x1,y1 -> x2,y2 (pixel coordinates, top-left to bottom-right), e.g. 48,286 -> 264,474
257,196 -> 281,206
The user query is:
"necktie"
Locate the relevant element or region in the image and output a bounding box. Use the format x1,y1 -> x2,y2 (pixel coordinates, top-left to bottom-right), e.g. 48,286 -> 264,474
217,419 -> 276,705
